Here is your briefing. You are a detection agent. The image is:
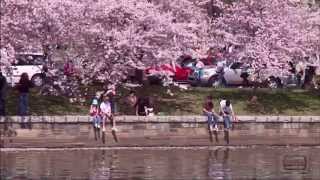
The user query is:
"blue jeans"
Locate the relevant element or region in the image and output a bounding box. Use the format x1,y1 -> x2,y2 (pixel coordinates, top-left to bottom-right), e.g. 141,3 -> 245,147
197,68 -> 203,81
92,115 -> 101,127
205,112 -> 217,127
223,115 -> 232,129
111,102 -> 117,114
19,93 -> 28,116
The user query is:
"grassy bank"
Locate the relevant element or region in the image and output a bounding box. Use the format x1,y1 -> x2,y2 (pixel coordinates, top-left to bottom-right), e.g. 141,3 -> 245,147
4,86 -> 320,116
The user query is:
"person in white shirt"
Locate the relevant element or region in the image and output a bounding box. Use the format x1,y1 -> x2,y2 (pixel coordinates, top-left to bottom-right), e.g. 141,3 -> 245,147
100,95 -> 112,132
220,99 -> 237,130
195,59 -> 205,82
195,59 -> 205,69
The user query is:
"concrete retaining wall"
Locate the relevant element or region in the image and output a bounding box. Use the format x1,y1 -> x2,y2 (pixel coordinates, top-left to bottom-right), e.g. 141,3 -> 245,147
1,115 -> 320,148
1,115 -> 320,123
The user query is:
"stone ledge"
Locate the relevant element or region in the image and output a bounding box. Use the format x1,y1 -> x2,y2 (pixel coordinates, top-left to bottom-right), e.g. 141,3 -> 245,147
0,115 -> 320,124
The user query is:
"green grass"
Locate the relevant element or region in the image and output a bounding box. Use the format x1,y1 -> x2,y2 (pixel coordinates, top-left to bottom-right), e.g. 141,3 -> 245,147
6,88 -> 88,116
4,86 -> 320,116
119,86 -> 320,116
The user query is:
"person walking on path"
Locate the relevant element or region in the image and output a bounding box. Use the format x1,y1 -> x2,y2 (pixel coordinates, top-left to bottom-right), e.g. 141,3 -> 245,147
219,99 -> 237,131
17,73 -> 33,116
203,96 -> 219,131
0,72 -> 7,116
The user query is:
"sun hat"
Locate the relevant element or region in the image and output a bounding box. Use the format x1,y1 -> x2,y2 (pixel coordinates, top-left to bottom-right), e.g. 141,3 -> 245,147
92,99 -> 98,105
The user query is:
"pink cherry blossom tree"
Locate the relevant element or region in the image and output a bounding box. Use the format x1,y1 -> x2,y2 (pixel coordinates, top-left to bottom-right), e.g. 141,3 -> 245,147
1,0 -> 319,90
1,0 -> 209,85
208,0 -> 320,76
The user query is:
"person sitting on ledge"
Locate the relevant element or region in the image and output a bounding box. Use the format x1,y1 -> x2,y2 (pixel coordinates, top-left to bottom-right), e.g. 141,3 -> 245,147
203,96 -> 219,131
220,99 -> 238,131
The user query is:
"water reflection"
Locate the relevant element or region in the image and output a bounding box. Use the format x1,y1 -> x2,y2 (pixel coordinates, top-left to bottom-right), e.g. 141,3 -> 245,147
1,147 -> 319,179
207,148 -> 231,179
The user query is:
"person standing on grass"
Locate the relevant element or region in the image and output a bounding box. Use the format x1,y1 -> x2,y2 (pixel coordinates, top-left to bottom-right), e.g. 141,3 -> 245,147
203,96 -> 219,131
219,99 -> 237,130
17,73 -> 33,116
0,72 -> 7,115
0,72 -> 8,116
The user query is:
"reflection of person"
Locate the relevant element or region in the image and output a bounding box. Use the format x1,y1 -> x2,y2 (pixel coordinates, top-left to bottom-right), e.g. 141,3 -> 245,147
17,73 -> 33,116
219,99 -> 237,130
203,96 -> 219,131
0,72 -> 7,116
207,148 -> 231,179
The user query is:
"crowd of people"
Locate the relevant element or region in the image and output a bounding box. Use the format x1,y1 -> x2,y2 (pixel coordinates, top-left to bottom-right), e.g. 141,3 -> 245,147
89,85 -> 237,136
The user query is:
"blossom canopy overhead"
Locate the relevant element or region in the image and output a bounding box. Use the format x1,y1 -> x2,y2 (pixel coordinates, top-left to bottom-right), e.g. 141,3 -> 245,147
0,0 -> 319,83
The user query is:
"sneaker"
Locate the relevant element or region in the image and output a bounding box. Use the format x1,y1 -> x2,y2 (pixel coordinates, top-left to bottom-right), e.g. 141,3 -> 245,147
111,127 -> 118,132
214,125 -> 219,131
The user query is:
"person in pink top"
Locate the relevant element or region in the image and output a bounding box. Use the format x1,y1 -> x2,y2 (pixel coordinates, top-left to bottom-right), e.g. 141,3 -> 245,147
90,99 -> 101,129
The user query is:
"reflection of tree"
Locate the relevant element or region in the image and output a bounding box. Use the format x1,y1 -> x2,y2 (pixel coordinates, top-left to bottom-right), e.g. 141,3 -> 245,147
207,148 -> 232,179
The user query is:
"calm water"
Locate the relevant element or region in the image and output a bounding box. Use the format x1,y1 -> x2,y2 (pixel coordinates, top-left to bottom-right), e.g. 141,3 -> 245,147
1,146 -> 320,180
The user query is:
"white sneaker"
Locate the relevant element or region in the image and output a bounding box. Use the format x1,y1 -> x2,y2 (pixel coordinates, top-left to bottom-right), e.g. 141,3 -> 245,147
214,125 -> 219,131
